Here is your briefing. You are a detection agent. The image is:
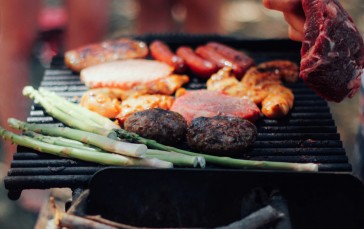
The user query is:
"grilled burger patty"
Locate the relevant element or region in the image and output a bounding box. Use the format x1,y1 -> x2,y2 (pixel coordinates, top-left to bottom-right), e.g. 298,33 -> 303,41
124,108 -> 187,145
187,116 -> 257,156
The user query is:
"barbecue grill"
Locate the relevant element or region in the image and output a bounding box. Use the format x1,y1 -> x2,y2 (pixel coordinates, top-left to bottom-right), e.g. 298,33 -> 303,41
3,35 -> 364,228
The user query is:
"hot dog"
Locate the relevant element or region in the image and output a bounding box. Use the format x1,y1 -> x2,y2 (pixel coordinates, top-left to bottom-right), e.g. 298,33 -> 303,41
176,46 -> 218,79
206,42 -> 255,78
150,40 -> 186,73
195,45 -> 245,78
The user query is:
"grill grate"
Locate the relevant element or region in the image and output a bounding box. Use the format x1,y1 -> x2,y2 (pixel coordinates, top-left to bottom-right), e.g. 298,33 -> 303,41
4,37 -> 352,199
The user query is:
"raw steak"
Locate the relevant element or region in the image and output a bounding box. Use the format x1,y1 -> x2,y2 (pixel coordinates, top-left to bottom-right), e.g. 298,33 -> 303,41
300,0 -> 364,102
170,90 -> 260,124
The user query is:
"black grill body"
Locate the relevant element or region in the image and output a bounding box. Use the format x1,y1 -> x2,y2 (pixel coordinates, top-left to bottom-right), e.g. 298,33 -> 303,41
4,36 -> 354,200
80,168 -> 364,229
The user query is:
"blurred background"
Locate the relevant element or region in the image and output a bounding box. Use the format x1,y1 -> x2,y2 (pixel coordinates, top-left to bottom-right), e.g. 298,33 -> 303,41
0,0 -> 363,228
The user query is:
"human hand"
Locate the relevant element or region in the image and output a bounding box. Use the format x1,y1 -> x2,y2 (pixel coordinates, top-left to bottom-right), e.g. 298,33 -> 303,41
263,0 -> 305,41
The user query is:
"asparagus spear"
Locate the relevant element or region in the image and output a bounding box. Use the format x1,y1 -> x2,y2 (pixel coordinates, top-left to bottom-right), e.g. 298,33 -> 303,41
23,86 -> 118,138
9,118 -> 147,158
24,130 -> 205,168
38,87 -> 119,130
23,131 -> 102,152
145,149 -> 206,168
115,129 -> 319,172
0,126 -> 172,168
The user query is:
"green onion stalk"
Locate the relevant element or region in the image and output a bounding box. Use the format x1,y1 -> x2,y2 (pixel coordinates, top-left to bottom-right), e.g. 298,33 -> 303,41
115,129 -> 319,172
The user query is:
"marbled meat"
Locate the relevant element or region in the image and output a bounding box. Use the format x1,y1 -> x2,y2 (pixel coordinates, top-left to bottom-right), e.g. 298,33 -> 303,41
300,0 -> 364,102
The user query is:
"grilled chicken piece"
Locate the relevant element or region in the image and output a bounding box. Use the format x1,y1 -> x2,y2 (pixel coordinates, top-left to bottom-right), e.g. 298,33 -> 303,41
80,88 -> 124,118
207,60 -> 298,118
132,74 -> 190,95
261,84 -> 294,118
116,94 -> 175,124
80,88 -> 142,118
64,38 -> 149,72
206,66 -> 247,97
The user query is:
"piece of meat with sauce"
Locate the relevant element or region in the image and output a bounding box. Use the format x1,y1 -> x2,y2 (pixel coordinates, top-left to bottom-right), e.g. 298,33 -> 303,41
187,116 -> 257,156
64,38 -> 149,72
300,0 -> 364,102
170,90 -> 261,124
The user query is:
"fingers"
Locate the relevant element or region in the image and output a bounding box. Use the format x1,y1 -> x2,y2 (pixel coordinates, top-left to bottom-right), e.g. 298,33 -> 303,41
263,0 -> 305,41
263,0 -> 302,13
283,12 -> 305,34
288,26 -> 304,41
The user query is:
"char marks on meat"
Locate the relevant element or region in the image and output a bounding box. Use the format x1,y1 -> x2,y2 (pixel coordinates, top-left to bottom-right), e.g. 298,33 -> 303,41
300,0 -> 364,102
187,116 -> 257,156
170,90 -> 261,124
124,108 -> 187,145
65,38 -> 149,72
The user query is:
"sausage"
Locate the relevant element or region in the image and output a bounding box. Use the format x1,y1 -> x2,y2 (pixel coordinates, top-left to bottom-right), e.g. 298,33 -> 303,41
206,42 -> 255,78
195,45 -> 244,77
150,40 -> 186,73
256,60 -> 299,83
176,46 -> 218,79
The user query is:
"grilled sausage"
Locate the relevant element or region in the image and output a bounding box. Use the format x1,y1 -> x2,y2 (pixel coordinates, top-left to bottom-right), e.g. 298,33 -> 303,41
187,116 -> 257,156
195,45 -> 244,78
206,42 -> 255,78
256,60 -> 299,83
176,46 -> 218,79
150,40 -> 186,73
124,108 -> 187,145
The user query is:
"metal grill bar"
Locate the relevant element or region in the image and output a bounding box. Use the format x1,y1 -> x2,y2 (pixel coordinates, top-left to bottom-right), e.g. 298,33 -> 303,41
253,140 -> 342,148
245,155 -> 348,163
258,119 -> 335,126
8,167 -> 102,176
257,126 -> 337,133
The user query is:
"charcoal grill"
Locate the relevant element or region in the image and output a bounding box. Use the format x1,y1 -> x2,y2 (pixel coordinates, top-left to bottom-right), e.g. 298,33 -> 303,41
3,36 -> 358,204
4,36 -> 353,196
